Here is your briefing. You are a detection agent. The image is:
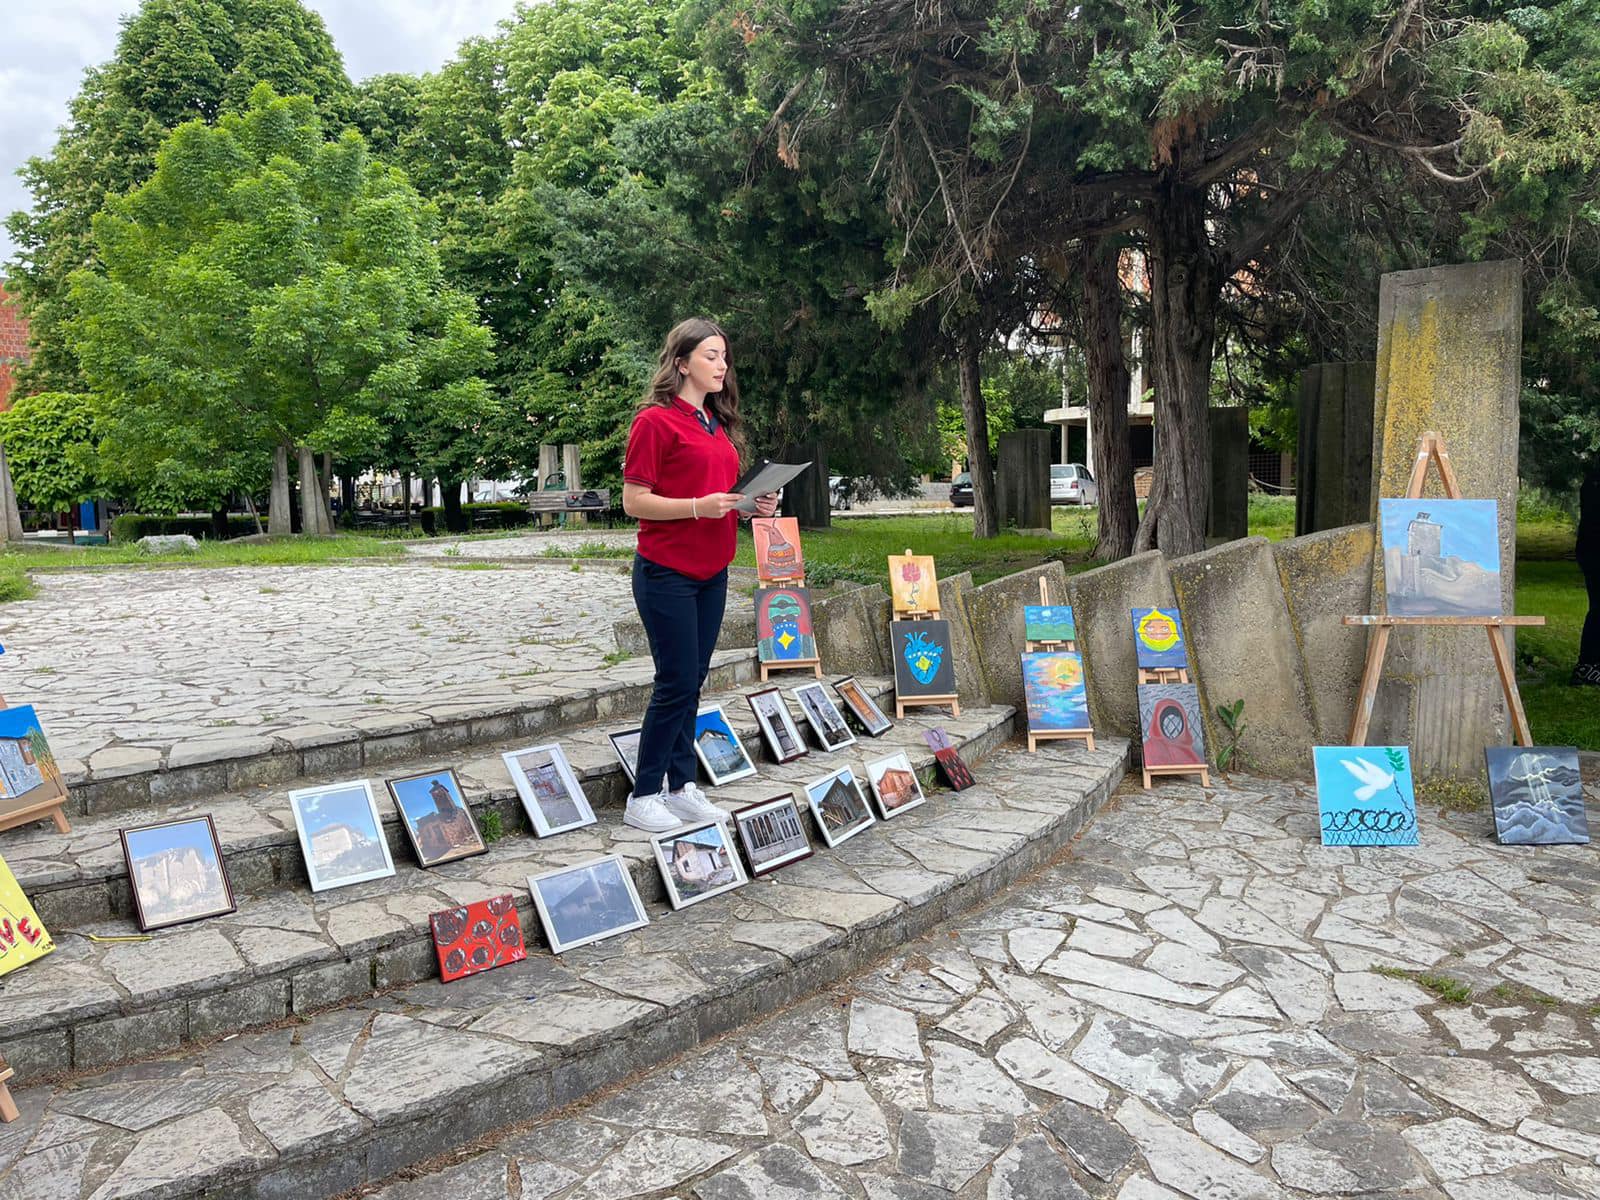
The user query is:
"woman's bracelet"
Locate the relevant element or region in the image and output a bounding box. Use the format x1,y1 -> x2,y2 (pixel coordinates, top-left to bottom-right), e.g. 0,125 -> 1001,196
690,496 -> 698,520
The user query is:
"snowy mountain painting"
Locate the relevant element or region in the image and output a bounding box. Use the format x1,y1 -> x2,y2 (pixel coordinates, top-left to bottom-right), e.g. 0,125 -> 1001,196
1485,746 -> 1589,846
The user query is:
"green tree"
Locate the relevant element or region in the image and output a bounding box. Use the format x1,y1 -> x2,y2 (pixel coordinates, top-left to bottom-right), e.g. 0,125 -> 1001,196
5,0 -> 354,396
0,392 -> 98,542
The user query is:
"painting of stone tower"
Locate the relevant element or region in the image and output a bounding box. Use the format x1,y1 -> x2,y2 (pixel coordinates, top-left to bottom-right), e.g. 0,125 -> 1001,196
1379,499 -> 1501,616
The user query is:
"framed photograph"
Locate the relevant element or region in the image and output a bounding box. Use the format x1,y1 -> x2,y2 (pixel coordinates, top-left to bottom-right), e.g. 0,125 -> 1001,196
746,688 -> 809,764
652,820 -> 748,909
733,795 -> 813,875
528,855 -> 650,954
0,852 -> 55,978
865,751 -> 927,819
430,894 -> 526,983
503,743 -> 596,836
791,682 -> 856,752
287,779 -> 397,892
386,769 -> 487,868
120,815 -> 237,932
832,677 -> 892,737
804,767 -> 876,848
609,727 -> 644,785
1485,746 -> 1589,846
693,705 -> 758,785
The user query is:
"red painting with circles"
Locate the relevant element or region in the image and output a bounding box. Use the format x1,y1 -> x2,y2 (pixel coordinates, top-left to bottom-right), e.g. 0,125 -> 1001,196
428,894 -> 526,983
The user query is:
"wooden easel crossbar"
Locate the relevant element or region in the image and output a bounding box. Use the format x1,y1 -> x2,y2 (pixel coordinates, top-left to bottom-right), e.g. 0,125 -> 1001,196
1024,577 -> 1094,751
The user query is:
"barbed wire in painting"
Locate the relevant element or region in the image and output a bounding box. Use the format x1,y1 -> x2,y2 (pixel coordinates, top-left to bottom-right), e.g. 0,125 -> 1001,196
1321,807 -> 1418,846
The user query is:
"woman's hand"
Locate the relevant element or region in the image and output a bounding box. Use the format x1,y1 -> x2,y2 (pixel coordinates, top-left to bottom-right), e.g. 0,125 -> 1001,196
752,492 -> 780,518
696,492 -> 745,519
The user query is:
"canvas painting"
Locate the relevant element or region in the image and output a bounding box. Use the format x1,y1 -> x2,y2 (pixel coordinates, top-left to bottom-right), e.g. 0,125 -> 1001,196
503,744 -> 596,837
1485,746 -> 1589,846
528,855 -> 650,954
288,779 -> 396,892
888,553 -> 939,615
693,705 -> 758,785
755,587 -> 818,664
733,795 -> 813,875
792,682 -> 856,751
388,769 -> 488,868
430,894 -> 526,983
922,728 -> 976,791
1024,605 -> 1076,644
0,852 -> 54,978
1021,652 -> 1091,732
609,728 -> 644,785
1138,684 -> 1207,769
752,517 -> 805,581
833,677 -> 892,736
891,619 -> 957,698
0,704 -> 68,823
1132,607 -> 1188,671
805,767 -> 876,847
1312,746 -> 1420,847
120,816 -> 236,931
866,751 -> 927,819
1380,498 -> 1502,617
747,688 -> 808,763
653,819 -> 748,909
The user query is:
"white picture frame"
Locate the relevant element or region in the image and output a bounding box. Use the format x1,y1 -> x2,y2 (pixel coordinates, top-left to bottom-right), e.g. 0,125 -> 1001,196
287,779 -> 397,893
692,704 -> 758,785
527,855 -> 650,954
865,751 -> 928,819
791,682 -> 857,752
804,766 -> 876,848
652,819 -> 748,909
503,743 -> 597,837
746,687 -> 809,764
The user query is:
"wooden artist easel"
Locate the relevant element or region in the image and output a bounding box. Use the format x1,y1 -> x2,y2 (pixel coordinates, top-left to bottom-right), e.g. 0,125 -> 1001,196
1130,610 -> 1209,788
891,548 -> 961,719
1345,431 -> 1544,746
0,684 -> 71,836
0,1053 -> 19,1123
754,523 -> 823,683
1025,577 -> 1094,752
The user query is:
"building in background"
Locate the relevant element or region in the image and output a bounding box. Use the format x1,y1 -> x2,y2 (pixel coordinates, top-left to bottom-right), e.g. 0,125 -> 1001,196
0,284 -> 28,413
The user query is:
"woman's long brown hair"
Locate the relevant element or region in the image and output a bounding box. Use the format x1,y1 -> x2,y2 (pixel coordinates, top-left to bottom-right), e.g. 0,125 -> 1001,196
640,317 -> 748,465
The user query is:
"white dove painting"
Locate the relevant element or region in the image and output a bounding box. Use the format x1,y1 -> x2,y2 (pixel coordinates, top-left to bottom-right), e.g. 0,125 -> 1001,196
1312,746 -> 1419,847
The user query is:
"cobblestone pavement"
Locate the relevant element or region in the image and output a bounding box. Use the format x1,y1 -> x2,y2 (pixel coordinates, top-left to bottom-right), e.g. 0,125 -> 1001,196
406,530 -> 639,558
364,773 -> 1600,1200
0,563 -> 635,766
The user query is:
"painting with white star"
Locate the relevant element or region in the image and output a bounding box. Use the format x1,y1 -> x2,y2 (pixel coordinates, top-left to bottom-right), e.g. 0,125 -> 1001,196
756,587 -> 817,664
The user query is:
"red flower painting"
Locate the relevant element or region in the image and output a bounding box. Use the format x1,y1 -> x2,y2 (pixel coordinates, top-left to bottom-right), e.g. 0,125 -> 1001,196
429,894 -> 526,983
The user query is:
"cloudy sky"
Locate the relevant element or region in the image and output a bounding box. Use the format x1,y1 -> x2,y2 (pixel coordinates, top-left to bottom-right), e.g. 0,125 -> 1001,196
0,0 -> 523,267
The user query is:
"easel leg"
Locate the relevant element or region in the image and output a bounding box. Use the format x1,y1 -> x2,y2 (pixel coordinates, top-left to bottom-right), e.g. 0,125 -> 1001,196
1486,626 -> 1534,746
0,1080 -> 17,1124
1348,625 -> 1391,746
52,809 -> 72,835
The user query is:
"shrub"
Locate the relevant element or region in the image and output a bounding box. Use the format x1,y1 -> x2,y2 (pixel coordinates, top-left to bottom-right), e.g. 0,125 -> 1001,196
418,501 -> 533,536
109,514 -> 257,543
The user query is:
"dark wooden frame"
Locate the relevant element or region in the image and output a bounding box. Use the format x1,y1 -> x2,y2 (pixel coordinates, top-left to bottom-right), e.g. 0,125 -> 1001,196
732,795 -> 815,876
119,814 -> 237,932
832,676 -> 893,736
385,768 -> 488,868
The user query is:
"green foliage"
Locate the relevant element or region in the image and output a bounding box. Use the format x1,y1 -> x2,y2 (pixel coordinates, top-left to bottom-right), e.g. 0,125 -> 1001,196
1373,966 -> 1474,1004
417,502 -> 534,535
1214,699 -> 1249,772
0,392 -> 99,513
108,514 -> 258,543
1383,747 -> 1408,777
476,809 -> 504,844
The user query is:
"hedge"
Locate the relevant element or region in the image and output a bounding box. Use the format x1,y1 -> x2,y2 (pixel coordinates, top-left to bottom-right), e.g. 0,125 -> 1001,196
108,514 -> 258,543
418,501 -> 533,535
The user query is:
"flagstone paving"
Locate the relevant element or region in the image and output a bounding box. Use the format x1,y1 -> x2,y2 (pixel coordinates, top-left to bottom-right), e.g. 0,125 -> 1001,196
358,772 -> 1600,1200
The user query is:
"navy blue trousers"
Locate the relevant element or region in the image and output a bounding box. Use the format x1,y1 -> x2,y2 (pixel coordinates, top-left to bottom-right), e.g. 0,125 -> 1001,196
631,555 -> 728,794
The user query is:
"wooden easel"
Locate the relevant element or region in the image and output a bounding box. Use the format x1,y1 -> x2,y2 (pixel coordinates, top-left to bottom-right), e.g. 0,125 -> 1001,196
1025,578 -> 1094,752
1344,430 -> 1544,746
0,687 -> 71,835
1131,613 -> 1210,789
891,548 -> 961,719
0,1053 -> 19,1123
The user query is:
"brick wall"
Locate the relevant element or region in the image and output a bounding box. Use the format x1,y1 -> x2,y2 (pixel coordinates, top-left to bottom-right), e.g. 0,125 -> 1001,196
0,282 -> 30,412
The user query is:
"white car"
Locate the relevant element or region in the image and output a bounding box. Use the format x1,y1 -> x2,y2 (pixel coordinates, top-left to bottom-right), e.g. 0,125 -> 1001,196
1051,463 -> 1099,506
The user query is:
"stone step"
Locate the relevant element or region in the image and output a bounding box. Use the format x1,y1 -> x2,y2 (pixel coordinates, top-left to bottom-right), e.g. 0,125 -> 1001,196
0,738 -> 1130,1200
0,686 -> 1013,1080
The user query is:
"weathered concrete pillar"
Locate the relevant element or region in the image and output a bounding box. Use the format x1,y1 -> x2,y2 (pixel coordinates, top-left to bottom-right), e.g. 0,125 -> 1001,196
1274,523 -> 1376,745
779,441 -> 830,530
536,444 -> 560,528
1369,260 -> 1522,778
996,429 -> 1051,531
1207,407 -> 1248,542
1295,362 -> 1375,536
561,442 -> 585,527
1067,550 -> 1177,740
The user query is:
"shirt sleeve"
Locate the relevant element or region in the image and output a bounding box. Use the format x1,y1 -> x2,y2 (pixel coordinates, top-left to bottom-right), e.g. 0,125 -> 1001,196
623,409 -> 666,489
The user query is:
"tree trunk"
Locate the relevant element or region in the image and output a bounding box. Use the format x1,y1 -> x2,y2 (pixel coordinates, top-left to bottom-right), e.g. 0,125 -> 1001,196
321,452 -> 337,529
440,477 -> 466,534
297,446 -> 334,536
340,471 -> 356,516
66,503 -> 77,546
210,507 -> 229,540
1080,238 -> 1137,560
0,442 -> 25,544
245,494 -> 265,536
1136,170 -> 1221,557
958,331 -> 998,539
268,444 -> 294,536
400,471 -> 412,516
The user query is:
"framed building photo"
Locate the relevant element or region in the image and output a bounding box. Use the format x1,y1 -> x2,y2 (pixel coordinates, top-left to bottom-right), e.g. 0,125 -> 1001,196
386,769 -> 488,868
528,855 -> 650,954
287,779 -> 397,893
120,815 -> 237,932
609,727 -> 644,785
791,682 -> 856,752
804,767 -> 876,848
652,820 -> 748,910
746,688 -> 809,764
692,705 -> 758,785
503,743 -> 596,837
865,751 -> 927,819
832,677 -> 892,737
733,795 -> 813,875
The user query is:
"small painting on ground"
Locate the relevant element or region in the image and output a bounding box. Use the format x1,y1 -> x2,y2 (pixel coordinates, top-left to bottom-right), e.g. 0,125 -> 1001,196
752,517 -> 805,581
1131,607 -> 1188,671
888,553 -> 939,615
0,852 -> 54,978
120,815 -> 237,931
866,751 -> 927,819
891,619 -> 957,698
1485,746 -> 1589,846
755,587 -> 818,665
1138,684 -> 1207,768
653,820 -> 748,909
1023,605 -> 1076,644
503,743 -> 596,837
733,795 -> 813,875
1379,498 -> 1502,617
1312,745 -> 1420,847
922,728 -> 976,791
693,705 -> 758,785
833,677 -> 892,736
1021,652 -> 1091,732
747,688 -> 808,763
792,683 -> 856,751
430,895 -> 526,983
0,704 -> 68,824
387,769 -> 488,868
288,779 -> 396,892
528,855 -> 650,954
609,727 -> 644,785
805,767 -> 876,847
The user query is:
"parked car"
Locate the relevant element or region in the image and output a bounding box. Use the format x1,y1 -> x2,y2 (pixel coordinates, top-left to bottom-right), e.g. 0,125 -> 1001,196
949,472 -> 973,508
1051,463 -> 1099,506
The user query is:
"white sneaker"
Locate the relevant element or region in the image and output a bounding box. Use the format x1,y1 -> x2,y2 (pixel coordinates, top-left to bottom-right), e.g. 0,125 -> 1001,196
623,790 -> 680,833
665,782 -> 727,824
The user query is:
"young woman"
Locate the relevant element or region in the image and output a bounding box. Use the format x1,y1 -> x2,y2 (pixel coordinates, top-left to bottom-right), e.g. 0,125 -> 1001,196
620,318 -> 779,831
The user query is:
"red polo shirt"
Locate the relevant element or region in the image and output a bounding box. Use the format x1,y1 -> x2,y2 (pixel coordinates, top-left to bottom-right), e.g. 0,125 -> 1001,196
624,398 -> 741,579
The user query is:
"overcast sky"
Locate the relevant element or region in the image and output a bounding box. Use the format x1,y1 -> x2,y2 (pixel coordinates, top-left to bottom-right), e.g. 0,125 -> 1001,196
0,0 -> 523,269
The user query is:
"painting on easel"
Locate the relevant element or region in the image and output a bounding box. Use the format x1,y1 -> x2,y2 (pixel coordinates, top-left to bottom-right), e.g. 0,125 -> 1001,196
1021,652 -> 1090,732
1485,746 -> 1589,846
891,619 -> 956,698
1131,607 -> 1188,671
1138,684 -> 1206,769
888,554 -> 939,616
752,517 -> 805,582
755,587 -> 817,664
1379,499 -> 1501,617
1023,605 -> 1076,644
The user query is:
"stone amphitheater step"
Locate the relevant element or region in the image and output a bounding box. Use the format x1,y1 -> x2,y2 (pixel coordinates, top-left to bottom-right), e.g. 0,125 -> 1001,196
0,737 -> 1129,1200
0,676 -> 1007,1080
